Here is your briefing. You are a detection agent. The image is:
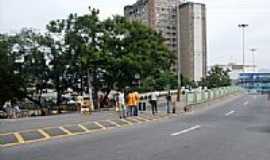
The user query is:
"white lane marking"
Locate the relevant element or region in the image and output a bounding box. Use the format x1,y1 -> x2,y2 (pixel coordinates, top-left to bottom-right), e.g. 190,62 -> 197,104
225,110 -> 235,116
171,125 -> 201,136
244,101 -> 249,106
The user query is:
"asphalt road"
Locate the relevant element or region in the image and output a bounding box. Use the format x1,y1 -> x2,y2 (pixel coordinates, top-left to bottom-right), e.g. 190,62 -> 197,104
1,93 -> 270,160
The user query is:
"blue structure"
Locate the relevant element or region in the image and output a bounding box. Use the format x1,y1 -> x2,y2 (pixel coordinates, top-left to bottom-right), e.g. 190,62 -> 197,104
239,73 -> 270,93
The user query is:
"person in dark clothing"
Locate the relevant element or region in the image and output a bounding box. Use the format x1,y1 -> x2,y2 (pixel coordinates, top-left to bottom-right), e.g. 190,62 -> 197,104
166,90 -> 172,114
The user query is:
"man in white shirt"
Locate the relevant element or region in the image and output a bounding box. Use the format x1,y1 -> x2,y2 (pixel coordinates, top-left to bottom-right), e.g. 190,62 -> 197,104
150,91 -> 158,115
116,91 -> 126,119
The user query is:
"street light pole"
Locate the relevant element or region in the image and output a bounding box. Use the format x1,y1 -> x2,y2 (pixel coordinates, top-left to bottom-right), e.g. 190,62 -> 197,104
177,7 -> 182,102
250,48 -> 257,72
87,69 -> 94,111
238,24 -> 249,69
177,55 -> 181,102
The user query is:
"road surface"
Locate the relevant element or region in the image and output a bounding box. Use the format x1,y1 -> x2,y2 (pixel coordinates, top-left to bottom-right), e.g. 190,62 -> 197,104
1,94 -> 270,160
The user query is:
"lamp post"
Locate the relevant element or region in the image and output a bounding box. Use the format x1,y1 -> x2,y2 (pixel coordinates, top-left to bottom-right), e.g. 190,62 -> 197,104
250,48 -> 257,72
238,24 -> 249,68
177,51 -> 181,102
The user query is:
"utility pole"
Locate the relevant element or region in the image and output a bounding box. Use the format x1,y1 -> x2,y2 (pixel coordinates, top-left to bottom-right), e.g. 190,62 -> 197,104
238,24 -> 249,69
87,69 -> 94,111
177,7 -> 181,102
250,48 -> 257,72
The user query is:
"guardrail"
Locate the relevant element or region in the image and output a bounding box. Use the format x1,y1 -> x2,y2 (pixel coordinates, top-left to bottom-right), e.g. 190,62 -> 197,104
186,86 -> 242,106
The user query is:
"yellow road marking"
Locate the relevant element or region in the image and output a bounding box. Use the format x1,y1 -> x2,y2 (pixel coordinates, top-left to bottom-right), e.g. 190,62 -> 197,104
128,117 -> 142,123
140,116 -> 156,121
78,124 -> 90,132
59,127 -> 73,135
120,119 -> 133,125
136,116 -> 149,121
107,120 -> 122,127
94,122 -> 106,130
0,132 -> 14,136
14,132 -> 24,143
38,129 -> 51,139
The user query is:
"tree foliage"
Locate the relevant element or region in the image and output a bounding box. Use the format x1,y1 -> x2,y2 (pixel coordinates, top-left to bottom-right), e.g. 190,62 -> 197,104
200,66 -> 231,89
0,7 -> 175,108
0,35 -> 26,107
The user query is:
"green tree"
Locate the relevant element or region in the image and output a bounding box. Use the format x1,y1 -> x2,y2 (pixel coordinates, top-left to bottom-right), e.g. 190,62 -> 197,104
65,9 -> 174,107
13,29 -> 51,107
200,66 -> 231,89
45,19 -> 72,106
0,34 -> 26,108
99,16 -> 174,91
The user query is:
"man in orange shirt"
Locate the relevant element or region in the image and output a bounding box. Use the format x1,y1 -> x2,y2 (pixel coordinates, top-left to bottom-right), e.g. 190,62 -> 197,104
127,91 -> 134,117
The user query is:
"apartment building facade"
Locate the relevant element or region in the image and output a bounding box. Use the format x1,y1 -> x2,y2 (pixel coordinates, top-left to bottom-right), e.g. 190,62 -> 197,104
177,2 -> 207,81
124,0 -> 180,54
124,0 -> 207,82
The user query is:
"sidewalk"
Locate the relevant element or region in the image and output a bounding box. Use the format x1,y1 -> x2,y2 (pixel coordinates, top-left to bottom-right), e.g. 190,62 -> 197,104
0,111 -> 174,147
0,93 -> 236,134
0,110 -> 172,134
0,93 -> 243,147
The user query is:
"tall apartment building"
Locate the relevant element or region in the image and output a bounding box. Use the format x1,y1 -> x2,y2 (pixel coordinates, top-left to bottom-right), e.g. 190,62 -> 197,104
177,2 -> 207,81
124,0 -> 180,54
124,0 -> 207,82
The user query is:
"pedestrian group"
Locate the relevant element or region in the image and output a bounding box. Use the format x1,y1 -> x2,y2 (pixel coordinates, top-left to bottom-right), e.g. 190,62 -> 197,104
115,90 -> 175,119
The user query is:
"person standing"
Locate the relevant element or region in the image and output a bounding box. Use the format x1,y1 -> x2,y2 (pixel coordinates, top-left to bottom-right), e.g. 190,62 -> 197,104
118,91 -> 126,119
133,91 -> 140,116
3,101 -> 12,119
127,91 -> 134,117
166,90 -> 172,114
14,102 -> 21,119
150,91 -> 158,115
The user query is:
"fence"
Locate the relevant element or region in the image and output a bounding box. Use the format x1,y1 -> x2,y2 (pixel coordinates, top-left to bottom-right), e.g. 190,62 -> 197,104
186,86 -> 241,106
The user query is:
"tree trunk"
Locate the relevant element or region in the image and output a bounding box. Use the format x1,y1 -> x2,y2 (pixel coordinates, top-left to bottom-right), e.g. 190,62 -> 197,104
100,87 -> 112,108
56,77 -> 62,114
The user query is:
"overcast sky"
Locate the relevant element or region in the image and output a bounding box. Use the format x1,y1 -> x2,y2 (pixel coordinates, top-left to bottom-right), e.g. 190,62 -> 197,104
1,0 -> 270,70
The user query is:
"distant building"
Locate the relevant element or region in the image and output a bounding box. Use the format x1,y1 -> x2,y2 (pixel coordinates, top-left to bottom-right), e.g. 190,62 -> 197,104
124,0 -> 180,55
215,63 -> 257,82
239,73 -> 270,93
124,0 -> 207,82
177,2 -> 207,82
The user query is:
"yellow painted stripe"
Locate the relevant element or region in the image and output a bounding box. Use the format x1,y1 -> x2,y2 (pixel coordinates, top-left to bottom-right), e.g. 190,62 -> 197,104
0,132 -> 14,136
94,122 -> 106,130
136,117 -> 149,121
38,129 -> 51,139
128,117 -> 142,123
107,120 -> 121,127
14,132 -> 24,143
59,127 -> 73,135
78,124 -> 90,132
120,119 -> 133,125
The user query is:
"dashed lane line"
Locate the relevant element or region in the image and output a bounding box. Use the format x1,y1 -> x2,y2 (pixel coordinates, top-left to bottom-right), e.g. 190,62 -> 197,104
225,110 -> 235,116
171,125 -> 201,136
